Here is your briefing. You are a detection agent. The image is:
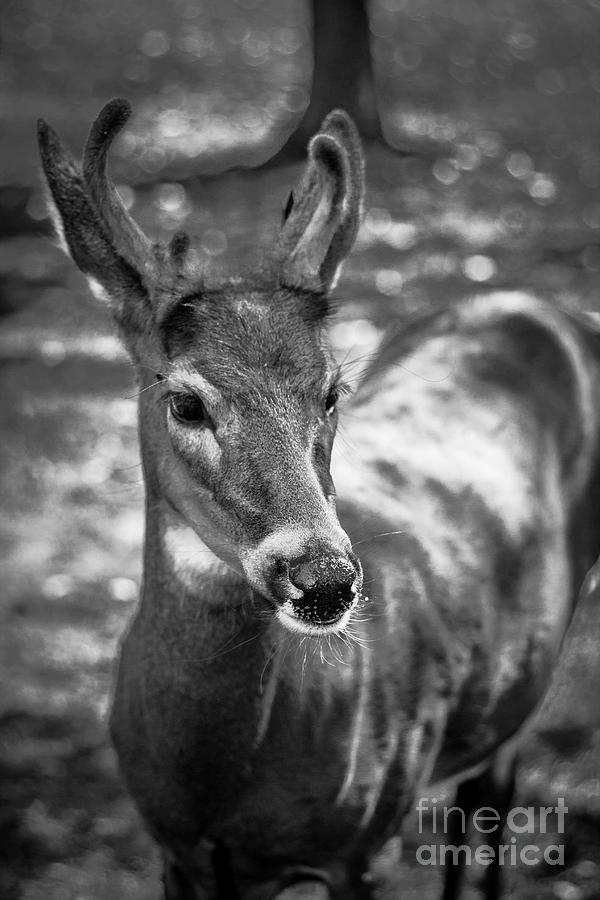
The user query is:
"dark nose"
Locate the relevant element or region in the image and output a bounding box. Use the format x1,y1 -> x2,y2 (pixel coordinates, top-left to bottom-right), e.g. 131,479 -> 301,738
288,551 -> 358,624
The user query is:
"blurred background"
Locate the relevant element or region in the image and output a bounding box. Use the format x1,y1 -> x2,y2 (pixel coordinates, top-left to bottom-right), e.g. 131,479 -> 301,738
2,0 -> 600,897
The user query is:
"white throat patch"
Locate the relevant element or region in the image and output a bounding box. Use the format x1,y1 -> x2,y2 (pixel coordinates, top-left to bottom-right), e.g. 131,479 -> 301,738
162,519 -> 230,590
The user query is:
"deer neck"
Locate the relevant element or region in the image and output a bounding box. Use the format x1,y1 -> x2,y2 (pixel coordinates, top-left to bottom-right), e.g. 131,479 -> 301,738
137,488 -> 265,658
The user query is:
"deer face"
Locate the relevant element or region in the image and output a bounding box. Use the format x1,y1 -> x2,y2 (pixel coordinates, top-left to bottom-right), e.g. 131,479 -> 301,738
37,100 -> 364,634
151,288 -> 362,631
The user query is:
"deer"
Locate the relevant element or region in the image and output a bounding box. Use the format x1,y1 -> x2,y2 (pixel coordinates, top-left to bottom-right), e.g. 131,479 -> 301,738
37,99 -> 600,900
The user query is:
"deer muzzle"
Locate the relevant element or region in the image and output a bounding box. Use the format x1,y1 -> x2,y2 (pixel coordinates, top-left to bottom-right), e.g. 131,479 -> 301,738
241,529 -> 362,634
288,551 -> 358,621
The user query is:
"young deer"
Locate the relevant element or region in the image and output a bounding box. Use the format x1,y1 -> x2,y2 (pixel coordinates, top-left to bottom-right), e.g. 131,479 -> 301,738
38,100 -> 600,900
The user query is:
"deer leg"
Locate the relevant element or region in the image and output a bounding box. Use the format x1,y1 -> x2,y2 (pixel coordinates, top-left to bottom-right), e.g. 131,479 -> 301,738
477,749 -> 518,900
440,773 -> 481,900
212,842 -> 242,900
162,842 -> 240,900
271,858 -> 374,900
273,879 -> 331,900
441,748 -> 518,900
162,856 -> 197,900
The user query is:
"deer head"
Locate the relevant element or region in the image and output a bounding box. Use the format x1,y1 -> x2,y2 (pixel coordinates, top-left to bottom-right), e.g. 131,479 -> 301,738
38,99 -> 365,635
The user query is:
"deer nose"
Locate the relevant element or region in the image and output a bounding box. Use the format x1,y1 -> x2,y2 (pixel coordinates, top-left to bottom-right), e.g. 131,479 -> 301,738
287,551 -> 359,624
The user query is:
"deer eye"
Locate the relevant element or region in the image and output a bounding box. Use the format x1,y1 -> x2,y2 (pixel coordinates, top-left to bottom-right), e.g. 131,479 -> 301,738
325,386 -> 339,416
169,393 -> 207,425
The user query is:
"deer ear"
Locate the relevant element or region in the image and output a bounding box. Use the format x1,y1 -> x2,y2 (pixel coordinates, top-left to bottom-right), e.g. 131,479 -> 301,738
37,101 -> 154,355
277,109 -> 364,293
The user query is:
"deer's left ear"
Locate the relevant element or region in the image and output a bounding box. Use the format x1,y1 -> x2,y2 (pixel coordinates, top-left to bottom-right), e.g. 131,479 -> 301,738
277,110 -> 364,293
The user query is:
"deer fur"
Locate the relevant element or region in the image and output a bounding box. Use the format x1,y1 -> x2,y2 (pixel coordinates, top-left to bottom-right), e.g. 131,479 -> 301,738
38,100 -> 600,900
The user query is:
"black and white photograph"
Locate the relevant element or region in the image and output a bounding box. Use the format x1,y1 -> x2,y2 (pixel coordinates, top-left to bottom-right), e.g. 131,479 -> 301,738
3,1 -> 600,898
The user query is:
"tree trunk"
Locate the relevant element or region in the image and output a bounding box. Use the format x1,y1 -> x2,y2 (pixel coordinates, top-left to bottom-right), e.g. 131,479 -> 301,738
273,0 -> 381,161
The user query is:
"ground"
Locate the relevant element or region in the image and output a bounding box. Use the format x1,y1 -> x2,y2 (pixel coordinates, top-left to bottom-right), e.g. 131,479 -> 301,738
3,1 -> 600,898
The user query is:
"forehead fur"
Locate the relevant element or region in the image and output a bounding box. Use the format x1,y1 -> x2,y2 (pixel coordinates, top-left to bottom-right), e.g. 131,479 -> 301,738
160,285 -> 331,397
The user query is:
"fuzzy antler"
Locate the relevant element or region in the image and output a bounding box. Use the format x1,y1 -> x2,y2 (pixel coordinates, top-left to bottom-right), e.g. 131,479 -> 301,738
82,99 -> 153,271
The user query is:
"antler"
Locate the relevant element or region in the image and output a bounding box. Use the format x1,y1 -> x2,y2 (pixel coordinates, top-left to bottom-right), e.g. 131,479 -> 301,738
38,98 -> 160,287
38,101 -> 163,357
82,99 -> 154,273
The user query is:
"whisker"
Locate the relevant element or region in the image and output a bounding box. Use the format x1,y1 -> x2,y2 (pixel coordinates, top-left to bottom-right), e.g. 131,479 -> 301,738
345,628 -> 376,649
300,636 -> 311,688
317,638 -> 339,667
135,362 -> 164,376
392,359 -> 455,383
327,634 -> 345,666
183,629 -> 260,663
332,631 -> 353,663
352,530 -> 406,549
259,641 -> 280,693
337,349 -> 379,375
125,379 -> 164,400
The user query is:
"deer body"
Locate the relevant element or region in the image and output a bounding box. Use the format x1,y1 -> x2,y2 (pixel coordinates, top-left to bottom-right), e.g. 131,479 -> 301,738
110,292 -> 600,899
38,101 -> 600,899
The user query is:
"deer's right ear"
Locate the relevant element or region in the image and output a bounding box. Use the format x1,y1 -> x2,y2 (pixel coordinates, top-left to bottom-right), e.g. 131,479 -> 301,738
276,110 -> 364,294
37,101 -> 155,356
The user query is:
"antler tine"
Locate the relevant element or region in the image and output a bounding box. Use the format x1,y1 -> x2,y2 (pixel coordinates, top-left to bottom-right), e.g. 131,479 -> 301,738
169,231 -> 191,268
83,98 -> 153,271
